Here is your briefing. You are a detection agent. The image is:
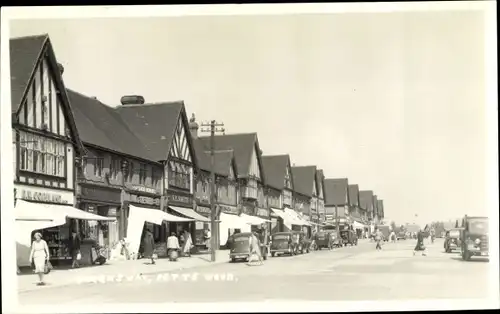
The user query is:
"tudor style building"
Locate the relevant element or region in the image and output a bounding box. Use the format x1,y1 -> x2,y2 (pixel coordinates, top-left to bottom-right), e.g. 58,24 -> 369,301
373,195 -> 379,224
10,35 -> 85,265
291,166 -> 316,226
324,178 -> 350,232
316,169 -> 326,224
377,199 -> 385,224
359,190 -> 374,225
68,91 -> 163,247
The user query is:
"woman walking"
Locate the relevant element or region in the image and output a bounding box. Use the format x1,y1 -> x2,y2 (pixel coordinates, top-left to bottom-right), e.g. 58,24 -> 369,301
142,228 -> 156,265
375,228 -> 383,250
29,232 -> 50,286
413,229 -> 427,256
182,230 -> 193,257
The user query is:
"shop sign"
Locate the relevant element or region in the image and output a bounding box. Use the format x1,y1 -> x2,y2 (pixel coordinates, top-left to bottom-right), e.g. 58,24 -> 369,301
220,205 -> 239,215
256,208 -> 269,217
303,215 -> 310,221
15,185 -> 73,204
130,193 -> 160,206
108,207 -> 118,217
131,185 -> 157,194
196,206 -> 211,215
167,192 -> 192,206
241,205 -> 254,215
81,186 -> 121,204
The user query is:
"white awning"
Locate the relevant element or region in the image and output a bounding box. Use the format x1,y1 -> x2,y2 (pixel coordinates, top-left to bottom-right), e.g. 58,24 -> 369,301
220,212 -> 246,228
284,208 -> 311,226
271,208 -> 303,226
15,199 -> 115,222
169,206 -> 210,222
240,213 -> 271,225
270,208 -> 287,220
130,205 -> 194,223
353,221 -> 366,230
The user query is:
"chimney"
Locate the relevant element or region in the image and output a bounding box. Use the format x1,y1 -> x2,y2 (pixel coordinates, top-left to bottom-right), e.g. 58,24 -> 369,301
189,113 -> 199,139
121,95 -> 145,105
57,63 -> 64,75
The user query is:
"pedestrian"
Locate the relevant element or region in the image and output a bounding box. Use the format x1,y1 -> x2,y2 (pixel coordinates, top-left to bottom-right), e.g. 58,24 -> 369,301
374,228 -> 383,251
204,227 -> 211,251
247,233 -> 264,266
167,232 -> 180,261
390,230 -> 397,243
68,230 -> 81,268
182,230 -> 193,257
413,229 -> 427,256
142,228 -> 156,265
29,232 -> 50,286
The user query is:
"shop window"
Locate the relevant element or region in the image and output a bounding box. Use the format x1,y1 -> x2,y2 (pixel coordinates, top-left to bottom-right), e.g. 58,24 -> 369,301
18,130 -> 65,177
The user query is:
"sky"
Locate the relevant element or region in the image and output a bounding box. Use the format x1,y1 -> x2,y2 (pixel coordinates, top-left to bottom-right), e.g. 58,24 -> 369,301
9,10 -> 488,225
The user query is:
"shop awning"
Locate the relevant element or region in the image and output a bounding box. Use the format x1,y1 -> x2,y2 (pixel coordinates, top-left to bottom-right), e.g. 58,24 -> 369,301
220,212 -> 246,228
240,213 -> 271,225
130,205 -> 194,224
353,221 -> 366,230
284,208 -> 311,226
15,199 -> 115,222
169,206 -> 210,222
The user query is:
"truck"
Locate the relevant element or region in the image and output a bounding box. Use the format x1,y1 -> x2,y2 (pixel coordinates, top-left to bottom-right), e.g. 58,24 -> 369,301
460,215 -> 489,261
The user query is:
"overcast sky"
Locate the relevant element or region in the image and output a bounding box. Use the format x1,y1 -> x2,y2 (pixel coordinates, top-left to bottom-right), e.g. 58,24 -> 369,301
10,10 -> 487,225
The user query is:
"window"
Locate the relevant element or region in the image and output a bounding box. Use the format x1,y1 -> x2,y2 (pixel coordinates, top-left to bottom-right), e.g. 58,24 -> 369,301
93,156 -> 104,177
110,157 -> 120,180
152,167 -> 161,188
18,131 -> 65,177
128,162 -> 135,182
139,163 -> 147,185
245,179 -> 258,199
168,160 -> 191,190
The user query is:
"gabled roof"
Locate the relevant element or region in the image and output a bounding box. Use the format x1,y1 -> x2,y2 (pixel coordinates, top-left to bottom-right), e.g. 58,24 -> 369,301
114,101 -> 196,166
348,184 -> 360,206
10,34 -> 84,155
315,169 -> 325,197
359,190 -> 374,211
261,155 -> 289,190
67,89 -> 155,161
193,138 -> 235,177
373,195 -> 378,214
324,178 -> 349,206
291,166 -> 317,197
197,133 -> 264,181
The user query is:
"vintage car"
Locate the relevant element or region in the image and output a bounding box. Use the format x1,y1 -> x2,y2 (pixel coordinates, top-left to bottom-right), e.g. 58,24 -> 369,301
313,231 -> 333,250
460,216 -> 489,261
397,231 -> 407,240
340,230 -> 358,246
329,231 -> 342,248
444,228 -> 463,253
270,231 -> 310,256
229,232 -> 268,263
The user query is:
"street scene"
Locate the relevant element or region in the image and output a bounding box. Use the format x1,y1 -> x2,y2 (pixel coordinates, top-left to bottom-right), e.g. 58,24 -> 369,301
18,238 -> 490,304
1,3 -> 496,312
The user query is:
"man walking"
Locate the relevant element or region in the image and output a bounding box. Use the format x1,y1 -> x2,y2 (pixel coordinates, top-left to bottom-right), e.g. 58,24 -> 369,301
374,228 -> 383,251
413,229 -> 427,256
142,228 -> 155,265
68,230 -> 81,268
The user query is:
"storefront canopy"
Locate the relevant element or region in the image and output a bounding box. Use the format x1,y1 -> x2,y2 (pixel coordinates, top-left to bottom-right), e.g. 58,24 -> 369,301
284,208 -> 311,226
353,221 -> 366,230
129,205 -> 194,224
271,208 -> 303,226
240,213 -> 271,225
169,206 -> 210,222
15,199 -> 115,222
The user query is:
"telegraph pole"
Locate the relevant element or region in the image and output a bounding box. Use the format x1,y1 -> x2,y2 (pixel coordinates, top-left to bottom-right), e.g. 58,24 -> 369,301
201,120 -> 225,262
335,205 -> 340,239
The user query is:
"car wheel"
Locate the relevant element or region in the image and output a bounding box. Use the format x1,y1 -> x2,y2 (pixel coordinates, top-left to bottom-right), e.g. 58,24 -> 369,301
263,255 -> 268,261
230,258 -> 236,263
271,252 -> 275,257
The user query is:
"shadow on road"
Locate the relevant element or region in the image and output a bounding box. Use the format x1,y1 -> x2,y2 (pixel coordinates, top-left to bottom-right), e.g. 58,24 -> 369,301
450,257 -> 489,263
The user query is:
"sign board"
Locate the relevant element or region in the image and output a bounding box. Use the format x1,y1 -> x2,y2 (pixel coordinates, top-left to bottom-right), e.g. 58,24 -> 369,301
195,206 -> 211,216
220,205 -> 239,215
129,193 -> 161,207
167,192 -> 192,206
256,208 -> 269,218
15,184 -> 74,204
131,185 -> 157,194
80,186 -> 121,204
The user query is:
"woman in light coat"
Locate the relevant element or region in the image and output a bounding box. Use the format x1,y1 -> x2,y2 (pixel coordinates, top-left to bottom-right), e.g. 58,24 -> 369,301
29,232 -> 50,286
182,230 -> 193,257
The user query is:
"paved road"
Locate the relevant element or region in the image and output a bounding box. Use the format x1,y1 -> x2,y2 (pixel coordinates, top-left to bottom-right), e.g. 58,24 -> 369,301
18,239 -> 490,304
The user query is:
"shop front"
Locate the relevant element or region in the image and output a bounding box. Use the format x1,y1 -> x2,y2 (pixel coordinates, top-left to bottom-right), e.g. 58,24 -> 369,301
166,190 -> 201,252
77,184 -> 122,260
124,188 -> 167,257
194,204 -> 212,247
218,204 -> 244,247
15,184 -> 114,268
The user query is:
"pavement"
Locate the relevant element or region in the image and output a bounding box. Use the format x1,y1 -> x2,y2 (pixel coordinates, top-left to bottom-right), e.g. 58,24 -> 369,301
16,238 -> 493,307
17,250 -> 230,293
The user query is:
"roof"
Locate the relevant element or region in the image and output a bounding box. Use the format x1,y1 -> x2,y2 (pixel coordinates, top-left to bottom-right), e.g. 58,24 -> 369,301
10,34 -> 85,156
324,178 -> 349,206
197,133 -> 264,180
193,138 -> 235,177
114,101 -> 196,164
10,34 -> 48,113
348,184 -> 360,206
315,169 -> 325,198
291,166 -> 317,197
373,195 -> 378,213
67,89 -> 155,161
359,190 -> 374,211
261,155 -> 289,190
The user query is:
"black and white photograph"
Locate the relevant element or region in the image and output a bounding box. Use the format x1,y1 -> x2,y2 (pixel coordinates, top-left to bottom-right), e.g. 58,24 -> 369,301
1,2 -> 498,313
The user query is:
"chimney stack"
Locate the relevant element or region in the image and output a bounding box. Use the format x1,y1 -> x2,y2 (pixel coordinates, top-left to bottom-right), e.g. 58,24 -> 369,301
120,95 -> 145,106
57,63 -> 64,75
189,113 -> 199,139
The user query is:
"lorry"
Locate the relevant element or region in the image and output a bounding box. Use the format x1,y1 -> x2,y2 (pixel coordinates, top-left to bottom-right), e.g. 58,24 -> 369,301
460,215 -> 489,261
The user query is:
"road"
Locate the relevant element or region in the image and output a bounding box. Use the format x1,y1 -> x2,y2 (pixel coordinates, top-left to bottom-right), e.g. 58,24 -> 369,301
18,238 -> 490,304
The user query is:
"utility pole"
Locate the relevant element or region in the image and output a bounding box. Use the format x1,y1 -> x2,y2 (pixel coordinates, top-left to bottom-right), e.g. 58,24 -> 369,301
201,120 -> 225,262
335,205 -> 340,239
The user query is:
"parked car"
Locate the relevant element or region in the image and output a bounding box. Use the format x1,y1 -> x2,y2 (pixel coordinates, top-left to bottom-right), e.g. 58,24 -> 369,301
460,216 -> 489,261
229,232 -> 268,263
270,231 -> 310,256
397,231 -> 407,240
444,228 -> 463,253
340,230 -> 358,246
313,231 -> 333,250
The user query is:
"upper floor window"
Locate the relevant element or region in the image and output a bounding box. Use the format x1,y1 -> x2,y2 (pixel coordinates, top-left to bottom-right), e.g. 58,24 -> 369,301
128,162 -> 135,182
168,160 -> 191,190
93,155 -> 104,178
110,157 -> 120,180
152,167 -> 162,188
19,131 -> 65,177
139,163 -> 147,185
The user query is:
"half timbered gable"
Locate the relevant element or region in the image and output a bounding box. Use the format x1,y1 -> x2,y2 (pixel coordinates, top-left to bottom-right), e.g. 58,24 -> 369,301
312,180 -> 317,196
248,145 -> 261,181
318,180 -> 324,199
169,115 -> 192,163
284,163 -> 292,190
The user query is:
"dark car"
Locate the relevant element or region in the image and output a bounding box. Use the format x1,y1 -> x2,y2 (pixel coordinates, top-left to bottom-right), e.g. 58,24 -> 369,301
313,231 -> 333,250
229,232 -> 268,263
460,216 -> 489,261
444,228 -> 463,253
340,230 -> 358,246
270,231 -> 310,257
